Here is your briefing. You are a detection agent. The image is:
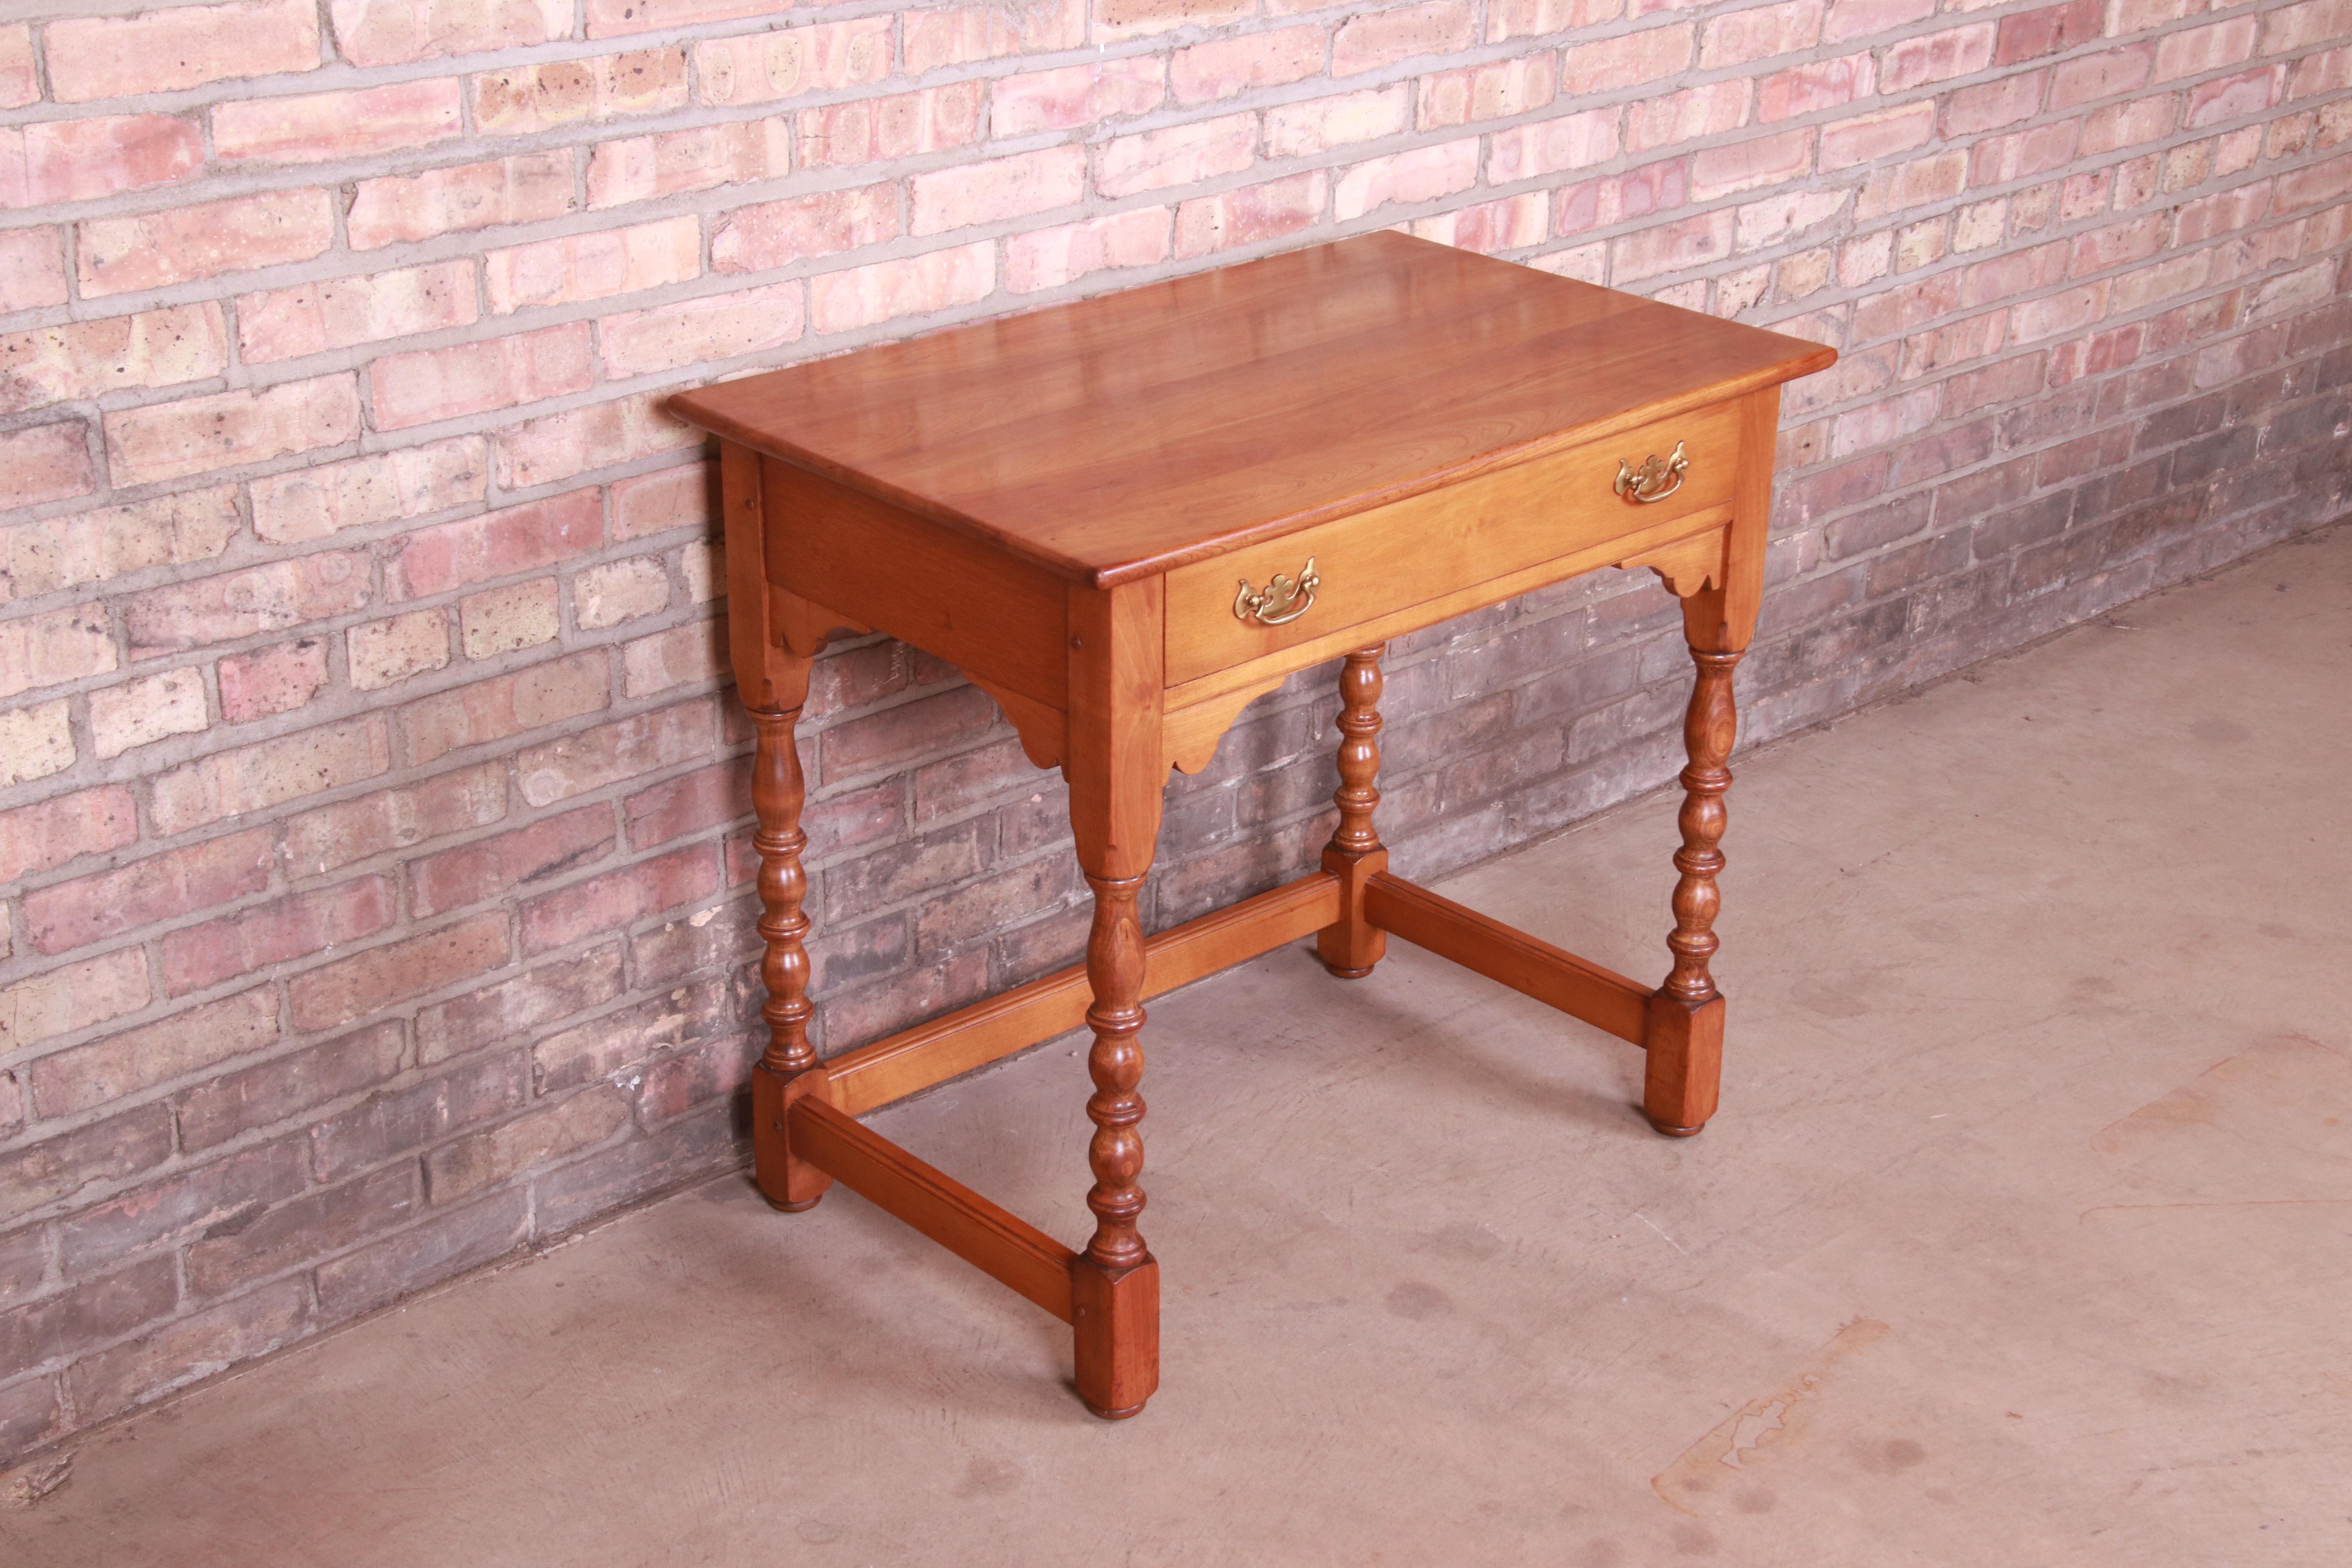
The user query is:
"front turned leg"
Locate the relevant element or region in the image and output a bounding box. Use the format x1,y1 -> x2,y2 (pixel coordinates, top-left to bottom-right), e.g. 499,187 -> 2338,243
1071,867 -> 1158,1419
1644,645 -> 1740,1137
746,702 -> 833,1210
1317,645 -> 1389,979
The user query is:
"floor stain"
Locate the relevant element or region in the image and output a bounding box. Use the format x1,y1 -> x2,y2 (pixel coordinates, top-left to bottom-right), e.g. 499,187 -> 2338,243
1651,1319 -> 1889,1516
2089,1036 -> 2352,1206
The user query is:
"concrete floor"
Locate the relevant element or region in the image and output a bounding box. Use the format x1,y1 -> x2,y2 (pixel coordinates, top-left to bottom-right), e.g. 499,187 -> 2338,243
7,527 -> 2349,1566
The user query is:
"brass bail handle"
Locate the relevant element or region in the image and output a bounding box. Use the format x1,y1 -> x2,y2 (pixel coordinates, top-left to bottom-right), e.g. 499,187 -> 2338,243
1234,556 -> 1320,626
1614,440 -> 1689,504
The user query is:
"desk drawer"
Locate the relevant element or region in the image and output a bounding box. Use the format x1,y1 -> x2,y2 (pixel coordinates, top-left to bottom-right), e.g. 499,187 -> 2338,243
1164,401 -> 1741,686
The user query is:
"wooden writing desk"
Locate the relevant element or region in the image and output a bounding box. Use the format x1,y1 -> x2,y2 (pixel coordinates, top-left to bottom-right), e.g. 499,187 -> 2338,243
669,232 -> 1835,1419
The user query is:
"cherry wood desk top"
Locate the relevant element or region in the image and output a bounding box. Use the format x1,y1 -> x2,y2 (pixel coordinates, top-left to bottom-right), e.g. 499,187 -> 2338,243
668,230 -> 1834,588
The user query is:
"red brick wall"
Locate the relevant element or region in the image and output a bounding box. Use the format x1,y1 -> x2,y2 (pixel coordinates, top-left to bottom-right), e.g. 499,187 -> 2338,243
2,0 -> 2348,1462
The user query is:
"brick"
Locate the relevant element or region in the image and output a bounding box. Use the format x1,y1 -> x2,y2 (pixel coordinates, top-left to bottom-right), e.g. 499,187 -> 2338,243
348,153 -> 576,250
459,580 -> 559,660
2155,16 -> 2258,82
389,488 -> 603,601
290,913 -> 510,1033
0,603 -> 114,701
414,806 -> 612,928
400,650 -> 608,766
24,827 -> 272,961
1095,0 -> 1254,40
1421,55 -> 1556,131
30,989 -> 279,1118
516,699 -> 717,807
1626,81 -> 1749,155
2276,152 -> 2352,213
913,147 -> 1088,237
429,1090 -> 632,1203
1699,0 -> 1823,70
1410,192 -> 1552,254
1175,173 -> 1329,259
1825,0 -> 1933,41
2080,95 -> 2177,157
164,875 -> 397,997
348,608 -> 453,691
599,283 -> 806,378
369,323 -> 594,431
1099,113 -> 1258,198
1489,0 -> 1623,38
709,183 -> 897,276
2,115 -> 203,207
1995,0 -> 2100,65
46,0 -> 319,101
510,395 -> 702,494
71,1278 -> 309,1424
416,946 -> 624,1068
123,551 -> 371,658
0,301 -> 229,421
0,1105 -> 172,1224
0,786 -> 137,885
184,1163 -> 419,1297
1334,138 -> 1479,221
1561,25 -> 1693,93
586,120 -> 791,209
0,424 -> 95,513
104,375 -> 361,489
0,948 -> 149,1055
1612,209 -> 1737,282
1756,52 -> 1874,122
316,1192 -> 530,1323
1333,1 -> 1475,74
0,24 -> 32,109
810,241 -> 996,334
571,556 -> 668,630
2052,45 -> 2152,109
586,0 -> 776,35
2186,66 -> 2284,130
1820,103 -> 1936,170
1944,72 -> 2047,138
1267,87 -> 1413,158
1556,161 -> 1689,236
218,638 -> 330,725
904,0 -> 1083,71
59,1139 -> 307,1281
695,18 -> 891,106
0,699 -> 75,786
285,763 -> 506,879
1002,206 -> 1169,292
0,1256 -> 177,1377
521,842 -> 716,953
1487,109 -> 1621,183
622,617 -> 726,697
311,1053 -> 526,1180
1855,150 -> 1969,221
150,716 -> 392,836
251,438 -> 486,545
78,189 -> 336,299
1166,29 -> 1318,109
1882,23 -> 1998,92
799,83 -> 983,168
238,263 -> 478,364
484,217 -> 698,316
213,80 -> 463,165
89,668 -> 208,760
612,466 -> 711,542
622,759 -> 748,849
333,0 -> 569,66
0,229 -> 68,313
1690,128 -> 1814,201
473,47 -> 690,132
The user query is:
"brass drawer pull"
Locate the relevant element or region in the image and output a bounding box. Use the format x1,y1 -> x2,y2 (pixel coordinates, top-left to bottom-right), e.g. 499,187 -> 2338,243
1234,557 -> 1319,626
1614,440 -> 1689,504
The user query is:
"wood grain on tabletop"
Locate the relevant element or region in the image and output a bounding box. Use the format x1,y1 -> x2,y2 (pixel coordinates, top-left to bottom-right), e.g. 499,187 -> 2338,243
666,231 -> 1838,586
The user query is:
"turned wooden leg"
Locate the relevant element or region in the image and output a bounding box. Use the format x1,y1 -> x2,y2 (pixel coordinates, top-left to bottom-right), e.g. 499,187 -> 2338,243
1645,646 -> 1740,1138
1071,867 -> 1158,1419
745,702 -> 833,1210
1318,645 -> 1389,980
